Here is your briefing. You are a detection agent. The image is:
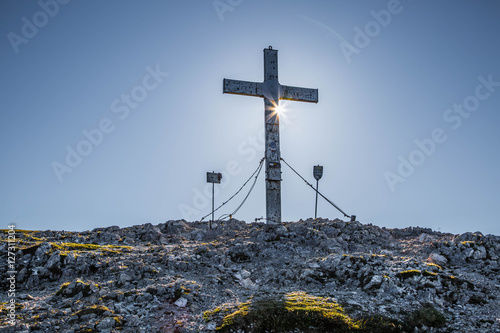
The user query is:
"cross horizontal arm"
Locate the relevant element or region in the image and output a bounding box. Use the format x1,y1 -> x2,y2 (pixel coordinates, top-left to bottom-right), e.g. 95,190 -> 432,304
223,79 -> 263,98
281,85 -> 318,103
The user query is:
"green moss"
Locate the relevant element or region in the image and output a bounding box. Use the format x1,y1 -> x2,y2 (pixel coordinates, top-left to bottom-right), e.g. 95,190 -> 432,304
49,242 -> 132,255
441,274 -> 474,289
218,292 -> 360,332
422,270 -> 438,277
56,282 -> 71,296
56,279 -> 99,297
0,228 -> 38,234
214,292 -> 398,332
76,328 -> 95,333
406,303 -> 445,328
51,242 -> 100,251
358,315 -> 403,332
174,286 -> 191,300
203,306 -> 222,321
396,270 -> 421,279
72,305 -> 112,317
208,293 -> 447,332
425,262 -> 443,270
0,302 -> 24,315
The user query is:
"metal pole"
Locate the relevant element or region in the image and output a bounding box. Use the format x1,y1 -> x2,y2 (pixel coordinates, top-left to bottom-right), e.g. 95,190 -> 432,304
211,182 -> 214,230
315,179 -> 319,219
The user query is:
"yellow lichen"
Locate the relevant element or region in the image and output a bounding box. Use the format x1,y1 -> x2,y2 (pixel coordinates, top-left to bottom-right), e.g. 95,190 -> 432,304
216,292 -> 361,332
396,270 -> 422,279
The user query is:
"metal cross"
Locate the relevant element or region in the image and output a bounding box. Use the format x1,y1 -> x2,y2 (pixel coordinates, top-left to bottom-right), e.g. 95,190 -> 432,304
223,46 -> 318,224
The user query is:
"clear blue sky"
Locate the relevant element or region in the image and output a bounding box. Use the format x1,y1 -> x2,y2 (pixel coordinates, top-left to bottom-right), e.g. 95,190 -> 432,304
1,0 -> 499,235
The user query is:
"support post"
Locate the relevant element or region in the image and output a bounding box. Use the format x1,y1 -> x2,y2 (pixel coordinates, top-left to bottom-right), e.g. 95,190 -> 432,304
206,171 -> 222,229
315,179 -> 319,219
211,182 -> 214,230
313,165 -> 323,219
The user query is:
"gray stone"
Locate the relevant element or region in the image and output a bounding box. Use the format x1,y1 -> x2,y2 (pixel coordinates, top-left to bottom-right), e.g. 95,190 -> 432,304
96,317 -> 116,330
174,297 -> 188,307
119,273 -> 133,283
239,278 -> 256,289
473,246 -> 487,260
5,220 -> 500,333
363,275 -> 384,290
428,253 -> 448,266
46,252 -> 61,272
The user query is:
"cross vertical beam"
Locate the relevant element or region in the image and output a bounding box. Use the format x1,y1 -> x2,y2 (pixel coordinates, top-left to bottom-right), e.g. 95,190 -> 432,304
263,48 -> 281,223
223,47 -> 318,224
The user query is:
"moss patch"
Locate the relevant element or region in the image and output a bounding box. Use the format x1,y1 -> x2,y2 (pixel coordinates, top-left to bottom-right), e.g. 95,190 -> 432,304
72,305 -> 112,317
425,262 -> 443,270
207,293 -> 447,332
217,292 -> 359,332
0,302 -> 24,315
56,279 -> 99,297
396,270 -> 421,279
422,270 -> 438,277
55,282 -> 71,296
406,303 -> 445,328
50,242 -> 132,254
212,292 -> 404,332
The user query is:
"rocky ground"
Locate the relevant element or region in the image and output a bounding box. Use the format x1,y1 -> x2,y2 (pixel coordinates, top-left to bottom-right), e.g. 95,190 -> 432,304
0,219 -> 499,332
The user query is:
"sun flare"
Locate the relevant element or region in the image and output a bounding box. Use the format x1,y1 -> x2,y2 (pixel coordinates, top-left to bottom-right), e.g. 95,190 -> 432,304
274,101 -> 291,120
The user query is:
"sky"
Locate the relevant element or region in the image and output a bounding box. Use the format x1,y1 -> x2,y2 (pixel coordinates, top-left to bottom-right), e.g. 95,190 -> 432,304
1,0 -> 499,235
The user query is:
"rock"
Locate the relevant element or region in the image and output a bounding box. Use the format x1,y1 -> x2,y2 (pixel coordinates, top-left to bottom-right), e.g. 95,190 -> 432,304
3,220 -> 499,333
473,246 -> 487,260
127,315 -> 140,327
46,252 -> 62,272
363,275 -> 384,290
428,253 -> 448,266
160,220 -> 189,234
33,242 -> 52,263
17,267 -> 27,283
464,248 -> 475,258
224,219 -> 246,230
119,273 -> 133,283
234,269 -> 251,280
189,229 -> 207,241
300,269 -> 314,280
174,297 -> 188,307
239,278 -> 256,289
96,317 -> 116,330
287,223 -> 309,236
418,233 -> 435,243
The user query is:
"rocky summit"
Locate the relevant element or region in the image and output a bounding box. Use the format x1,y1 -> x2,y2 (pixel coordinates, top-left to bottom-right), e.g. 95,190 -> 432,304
1,219 -> 499,332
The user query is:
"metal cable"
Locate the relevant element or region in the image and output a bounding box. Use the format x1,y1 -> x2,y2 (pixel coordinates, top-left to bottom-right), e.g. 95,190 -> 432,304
229,159 -> 264,217
280,157 -> 351,218
200,157 -> 265,222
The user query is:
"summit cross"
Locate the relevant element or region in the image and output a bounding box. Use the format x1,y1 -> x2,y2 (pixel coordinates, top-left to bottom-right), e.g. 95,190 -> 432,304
223,46 -> 318,224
